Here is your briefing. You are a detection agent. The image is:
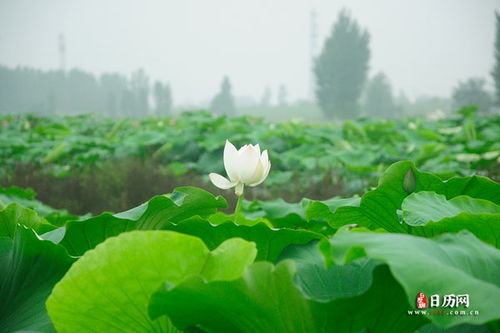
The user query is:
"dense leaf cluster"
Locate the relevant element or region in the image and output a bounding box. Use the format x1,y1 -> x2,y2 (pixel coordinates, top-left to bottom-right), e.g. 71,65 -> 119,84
1,109 -> 499,196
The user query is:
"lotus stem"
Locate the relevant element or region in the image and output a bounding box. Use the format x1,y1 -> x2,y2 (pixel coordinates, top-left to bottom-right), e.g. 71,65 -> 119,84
233,190 -> 244,222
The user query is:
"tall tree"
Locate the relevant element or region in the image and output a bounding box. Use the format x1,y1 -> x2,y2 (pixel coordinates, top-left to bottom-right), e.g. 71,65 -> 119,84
260,86 -> 272,107
394,90 -> 411,115
363,72 -> 396,118
154,81 -> 173,115
120,89 -> 137,118
492,11 -> 500,106
452,78 -> 492,113
278,84 -> 287,106
65,69 -> 101,114
210,76 -> 235,116
314,9 -> 370,119
100,73 -> 127,117
131,69 -> 149,116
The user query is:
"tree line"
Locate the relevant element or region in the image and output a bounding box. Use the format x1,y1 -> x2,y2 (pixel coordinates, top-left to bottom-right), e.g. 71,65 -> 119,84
1,10 -> 498,119
0,67 -> 172,117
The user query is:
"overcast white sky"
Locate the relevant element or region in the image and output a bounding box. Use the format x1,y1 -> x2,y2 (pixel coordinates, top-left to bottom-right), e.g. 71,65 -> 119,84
0,0 -> 498,105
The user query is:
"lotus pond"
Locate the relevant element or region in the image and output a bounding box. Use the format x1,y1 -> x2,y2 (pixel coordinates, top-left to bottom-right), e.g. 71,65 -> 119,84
0,109 -> 499,332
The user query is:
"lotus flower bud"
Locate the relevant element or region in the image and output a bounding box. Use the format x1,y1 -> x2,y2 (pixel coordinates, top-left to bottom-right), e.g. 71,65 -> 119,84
209,140 -> 271,196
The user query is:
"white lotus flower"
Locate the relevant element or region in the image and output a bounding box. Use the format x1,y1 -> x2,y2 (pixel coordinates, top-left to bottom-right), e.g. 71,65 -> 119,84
209,140 -> 271,196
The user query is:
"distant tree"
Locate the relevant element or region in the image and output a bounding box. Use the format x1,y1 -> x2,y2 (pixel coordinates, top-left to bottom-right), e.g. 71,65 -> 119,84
46,90 -> 57,115
452,78 -> 492,113
394,90 -> 411,115
65,69 -> 101,114
164,84 -> 173,113
260,86 -> 272,107
403,95 -> 451,116
278,84 -> 287,106
314,9 -> 370,119
395,90 -> 410,106
100,73 -> 127,117
492,11 -> 500,106
153,81 -> 173,115
131,69 -> 150,116
210,76 -> 235,116
120,89 -> 137,118
0,65 -> 170,117
0,66 -> 11,113
363,72 -> 396,118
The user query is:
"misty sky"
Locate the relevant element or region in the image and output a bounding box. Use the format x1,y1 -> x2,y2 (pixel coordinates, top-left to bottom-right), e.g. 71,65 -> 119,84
0,0 -> 499,106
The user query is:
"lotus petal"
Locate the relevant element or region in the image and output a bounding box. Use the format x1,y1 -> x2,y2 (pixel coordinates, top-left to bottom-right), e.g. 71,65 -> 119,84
209,173 -> 235,190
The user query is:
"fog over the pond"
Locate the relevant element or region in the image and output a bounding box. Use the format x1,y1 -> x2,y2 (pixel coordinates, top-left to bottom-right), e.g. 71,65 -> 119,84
0,0 -> 498,106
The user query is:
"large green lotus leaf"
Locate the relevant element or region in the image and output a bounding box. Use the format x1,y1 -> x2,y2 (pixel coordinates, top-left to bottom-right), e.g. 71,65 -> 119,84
245,198 -> 309,228
244,198 -> 335,234
325,231 -> 500,328
337,149 -> 378,168
0,203 -> 55,237
47,230 -> 256,333
0,186 -> 37,202
281,242 -> 498,332
148,261 -> 426,333
59,187 -> 226,256
402,191 -> 500,225
0,186 -> 78,226
411,214 -> 500,249
277,240 -> 381,301
163,217 -> 321,262
305,196 -> 361,227
327,161 -> 500,232
115,187 -> 227,223
208,211 -> 273,227
401,191 -> 500,247
0,226 -> 74,333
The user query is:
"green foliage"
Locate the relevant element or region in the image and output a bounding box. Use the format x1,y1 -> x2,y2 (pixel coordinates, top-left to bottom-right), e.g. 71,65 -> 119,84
0,202 -> 55,236
318,161 -> 500,233
0,225 -> 73,332
148,260 -> 425,333
401,191 -> 500,248
401,191 -> 500,226
314,9 -> 370,119
47,231 -> 256,333
163,216 -> 321,261
0,186 -> 78,226
59,187 -> 226,256
1,151 -> 500,331
1,110 -> 499,215
324,231 -> 500,328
